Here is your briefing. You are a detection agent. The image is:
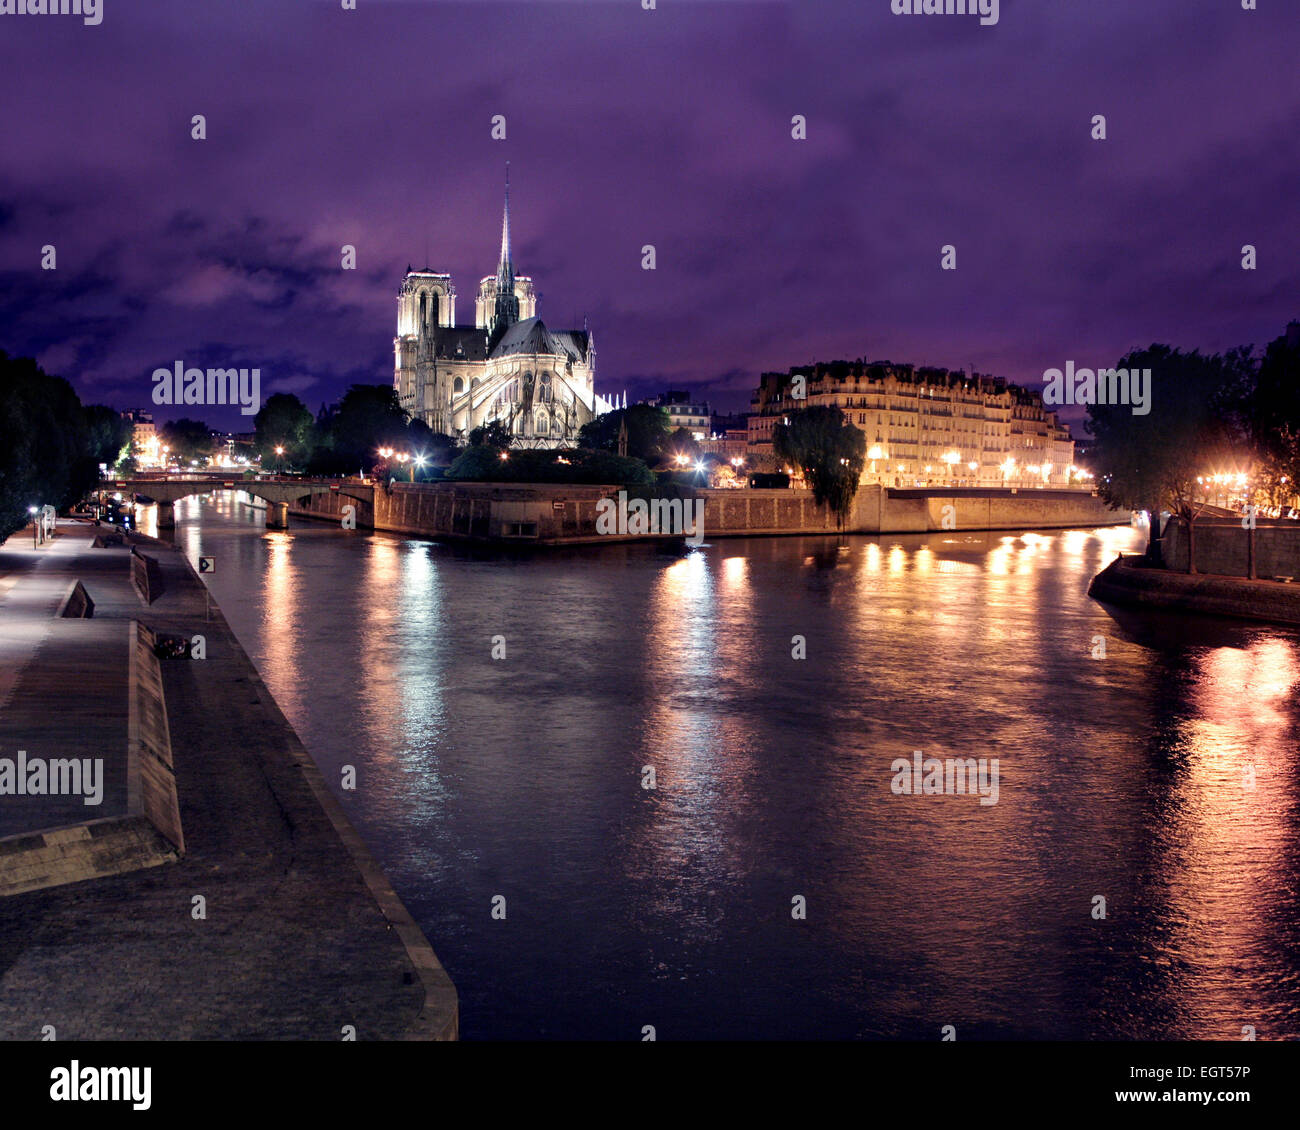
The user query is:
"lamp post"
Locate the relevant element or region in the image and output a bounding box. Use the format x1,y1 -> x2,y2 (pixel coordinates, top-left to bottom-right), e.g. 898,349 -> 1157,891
275,445 -> 285,474
29,505 -> 39,548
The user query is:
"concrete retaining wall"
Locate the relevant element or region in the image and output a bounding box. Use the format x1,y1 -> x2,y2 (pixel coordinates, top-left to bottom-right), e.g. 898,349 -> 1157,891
131,547 -> 164,603
130,623 -> 184,853
1162,517 -> 1300,579
0,620 -> 183,897
56,579 -> 95,618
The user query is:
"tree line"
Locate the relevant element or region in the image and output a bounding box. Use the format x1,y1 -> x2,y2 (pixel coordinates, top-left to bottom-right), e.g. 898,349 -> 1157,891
0,350 -> 131,542
1085,323 -> 1300,560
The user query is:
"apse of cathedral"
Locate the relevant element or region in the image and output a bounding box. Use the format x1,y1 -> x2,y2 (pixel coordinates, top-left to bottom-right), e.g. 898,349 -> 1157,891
393,172 -> 616,447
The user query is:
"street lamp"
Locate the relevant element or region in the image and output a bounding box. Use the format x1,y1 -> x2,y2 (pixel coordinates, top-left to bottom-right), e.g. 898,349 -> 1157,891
28,505 -> 38,548
275,445 -> 285,474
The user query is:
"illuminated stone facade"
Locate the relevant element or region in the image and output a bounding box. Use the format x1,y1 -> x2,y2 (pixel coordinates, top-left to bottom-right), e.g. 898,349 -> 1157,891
749,361 -> 1076,487
394,177 -> 608,447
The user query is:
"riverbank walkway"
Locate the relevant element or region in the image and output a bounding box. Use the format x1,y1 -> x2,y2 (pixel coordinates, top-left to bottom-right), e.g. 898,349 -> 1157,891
0,520 -> 457,1039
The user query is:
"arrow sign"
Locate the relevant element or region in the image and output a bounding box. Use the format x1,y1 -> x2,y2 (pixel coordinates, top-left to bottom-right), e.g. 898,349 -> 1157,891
198,556 -> 216,574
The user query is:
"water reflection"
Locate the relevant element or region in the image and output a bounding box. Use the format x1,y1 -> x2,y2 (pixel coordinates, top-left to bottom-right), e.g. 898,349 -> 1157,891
163,507 -> 1300,1040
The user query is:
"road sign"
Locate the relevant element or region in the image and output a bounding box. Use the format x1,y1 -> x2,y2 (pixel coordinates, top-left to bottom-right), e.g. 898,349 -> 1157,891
198,556 -> 216,574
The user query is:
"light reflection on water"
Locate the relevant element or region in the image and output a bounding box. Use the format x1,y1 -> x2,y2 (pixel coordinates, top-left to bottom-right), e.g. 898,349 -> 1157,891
159,495 -> 1300,1039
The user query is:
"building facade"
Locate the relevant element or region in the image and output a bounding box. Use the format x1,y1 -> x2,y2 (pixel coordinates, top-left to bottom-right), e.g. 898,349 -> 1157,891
749,360 -> 1076,487
645,390 -> 712,440
394,175 -> 611,447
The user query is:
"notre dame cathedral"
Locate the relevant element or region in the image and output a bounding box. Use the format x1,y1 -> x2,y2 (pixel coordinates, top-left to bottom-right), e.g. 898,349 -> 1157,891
393,171 -> 619,448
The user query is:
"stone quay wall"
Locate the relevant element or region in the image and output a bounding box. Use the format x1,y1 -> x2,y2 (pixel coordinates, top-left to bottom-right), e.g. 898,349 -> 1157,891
289,481 -> 1124,543
1161,517 -> 1300,579
1089,555 -> 1300,628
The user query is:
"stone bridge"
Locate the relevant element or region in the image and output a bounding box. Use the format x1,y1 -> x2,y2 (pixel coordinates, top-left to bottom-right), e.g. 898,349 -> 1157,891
105,475 -> 371,528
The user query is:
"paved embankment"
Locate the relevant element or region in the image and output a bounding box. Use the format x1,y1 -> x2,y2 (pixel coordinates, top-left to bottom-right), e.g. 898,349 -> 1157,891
0,521 -> 457,1039
1089,554 -> 1300,627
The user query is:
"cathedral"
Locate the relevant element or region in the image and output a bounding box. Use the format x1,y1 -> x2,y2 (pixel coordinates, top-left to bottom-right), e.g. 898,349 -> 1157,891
393,172 -> 616,447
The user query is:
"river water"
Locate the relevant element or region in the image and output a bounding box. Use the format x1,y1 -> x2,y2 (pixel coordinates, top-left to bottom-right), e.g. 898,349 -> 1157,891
144,494 -> 1300,1040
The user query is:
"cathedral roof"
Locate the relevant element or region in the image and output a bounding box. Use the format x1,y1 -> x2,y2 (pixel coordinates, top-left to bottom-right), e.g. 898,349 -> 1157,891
488,316 -> 589,363
550,330 -> 590,363
433,327 -> 488,361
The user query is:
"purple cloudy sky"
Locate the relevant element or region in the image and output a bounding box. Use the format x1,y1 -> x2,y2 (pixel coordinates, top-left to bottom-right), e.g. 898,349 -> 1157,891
1,0 -> 1296,430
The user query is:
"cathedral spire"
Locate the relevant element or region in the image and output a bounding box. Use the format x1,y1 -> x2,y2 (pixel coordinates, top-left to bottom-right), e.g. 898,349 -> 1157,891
498,162 -> 513,278
490,163 -> 520,340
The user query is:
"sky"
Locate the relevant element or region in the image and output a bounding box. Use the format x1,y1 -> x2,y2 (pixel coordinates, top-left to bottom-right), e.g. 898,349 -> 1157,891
1,0 -> 1296,431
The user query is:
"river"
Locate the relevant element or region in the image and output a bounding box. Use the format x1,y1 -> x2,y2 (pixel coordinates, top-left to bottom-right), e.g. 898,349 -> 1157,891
139,493 -> 1300,1040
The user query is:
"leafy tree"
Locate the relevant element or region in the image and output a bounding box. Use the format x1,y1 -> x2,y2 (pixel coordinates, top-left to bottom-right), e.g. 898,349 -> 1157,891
578,404 -> 671,463
773,405 -> 866,525
254,393 -> 315,469
160,417 -> 215,466
445,446 -> 654,486
0,351 -> 106,539
666,427 -> 702,465
1246,324 -> 1300,507
1086,345 -> 1253,563
83,404 -> 132,471
324,384 -> 410,471
466,419 -> 513,451
407,416 -> 434,450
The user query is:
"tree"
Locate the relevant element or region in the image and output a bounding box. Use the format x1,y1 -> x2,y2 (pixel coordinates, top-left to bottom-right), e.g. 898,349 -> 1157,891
253,393 -> 315,469
1246,323 -> 1300,508
773,405 -> 866,525
0,351 -> 107,540
444,445 -> 654,486
578,404 -> 671,463
324,384 -> 410,471
1086,345 -> 1254,565
83,405 -> 132,472
666,427 -> 702,465
160,417 -> 215,466
467,419 -> 513,451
